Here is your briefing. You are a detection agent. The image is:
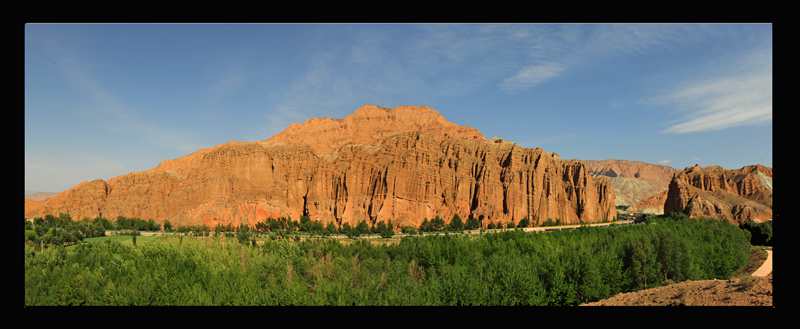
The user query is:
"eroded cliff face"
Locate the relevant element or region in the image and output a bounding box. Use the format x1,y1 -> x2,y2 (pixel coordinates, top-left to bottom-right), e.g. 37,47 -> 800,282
25,105 -> 616,228
664,164 -> 772,223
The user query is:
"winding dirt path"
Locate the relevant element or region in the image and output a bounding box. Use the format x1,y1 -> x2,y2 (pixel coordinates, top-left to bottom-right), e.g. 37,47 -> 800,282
752,249 -> 772,277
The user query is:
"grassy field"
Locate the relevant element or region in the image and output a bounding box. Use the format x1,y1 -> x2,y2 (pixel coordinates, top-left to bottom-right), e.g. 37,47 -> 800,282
25,217 -> 751,306
82,235 -> 161,245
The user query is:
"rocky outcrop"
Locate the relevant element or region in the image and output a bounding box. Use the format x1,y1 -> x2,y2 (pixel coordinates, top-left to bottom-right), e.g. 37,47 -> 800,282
664,164 -> 772,223
627,190 -> 668,215
583,160 -> 676,208
25,105 -> 616,228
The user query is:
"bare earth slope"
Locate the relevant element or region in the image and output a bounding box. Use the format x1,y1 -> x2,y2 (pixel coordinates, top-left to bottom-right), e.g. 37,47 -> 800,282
664,164 -> 772,223
582,275 -> 773,306
25,105 -> 616,228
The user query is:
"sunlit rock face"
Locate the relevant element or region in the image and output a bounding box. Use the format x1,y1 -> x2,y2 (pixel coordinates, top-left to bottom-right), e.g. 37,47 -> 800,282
664,164 -> 773,223
25,105 -> 616,228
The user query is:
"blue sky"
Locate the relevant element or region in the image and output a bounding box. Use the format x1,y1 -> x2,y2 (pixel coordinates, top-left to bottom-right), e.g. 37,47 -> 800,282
25,23 -> 772,192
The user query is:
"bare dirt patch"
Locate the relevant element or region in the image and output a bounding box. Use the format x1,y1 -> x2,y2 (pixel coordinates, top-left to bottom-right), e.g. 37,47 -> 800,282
582,275 -> 772,306
582,247 -> 773,306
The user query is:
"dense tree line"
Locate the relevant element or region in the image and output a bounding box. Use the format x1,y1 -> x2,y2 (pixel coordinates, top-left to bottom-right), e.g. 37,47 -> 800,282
24,214 -> 175,246
113,216 -> 160,231
25,216 -> 750,305
739,220 -> 772,246
27,210 -> 608,245
25,214 -> 107,246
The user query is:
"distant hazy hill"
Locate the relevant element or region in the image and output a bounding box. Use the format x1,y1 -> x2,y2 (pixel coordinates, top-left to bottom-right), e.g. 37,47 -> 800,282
581,159 -> 677,212
25,191 -> 57,201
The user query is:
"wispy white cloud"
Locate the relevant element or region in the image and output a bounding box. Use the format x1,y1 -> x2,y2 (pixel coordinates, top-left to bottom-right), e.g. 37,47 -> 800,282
501,62 -> 565,91
496,24 -> 726,92
42,41 -> 201,153
659,49 -> 772,134
265,24 -> 765,137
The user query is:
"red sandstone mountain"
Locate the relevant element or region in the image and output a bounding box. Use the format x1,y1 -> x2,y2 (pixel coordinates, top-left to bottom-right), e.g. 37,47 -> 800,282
583,160 -> 676,213
24,105 -> 616,228
664,164 -> 772,223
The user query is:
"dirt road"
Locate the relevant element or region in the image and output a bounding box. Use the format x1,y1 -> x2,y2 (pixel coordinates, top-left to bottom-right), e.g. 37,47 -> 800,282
752,249 -> 773,277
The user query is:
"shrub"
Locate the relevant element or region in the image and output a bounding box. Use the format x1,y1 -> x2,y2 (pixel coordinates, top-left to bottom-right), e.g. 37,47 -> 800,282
237,224 -> 252,245
325,222 -> 338,235
401,226 -> 418,235
419,218 -> 431,232
448,214 -> 464,232
466,215 -> 481,230
355,220 -> 370,236
430,216 -> 446,232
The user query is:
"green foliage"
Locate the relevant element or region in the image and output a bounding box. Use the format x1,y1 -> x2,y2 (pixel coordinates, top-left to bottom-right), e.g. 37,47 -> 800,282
419,218 -> 430,232
25,216 -> 750,306
401,226 -> 418,235
27,214 -> 106,246
114,216 -> 160,231
420,216 -> 447,233
374,220 -> 395,238
430,216 -> 446,231
355,220 -> 370,236
340,223 -> 354,238
237,224 -> 253,245
448,215 -> 464,232
163,220 -> 173,232
739,220 -> 772,246
465,215 -> 481,230
178,225 -> 210,237
542,218 -> 562,227
25,229 -> 38,242
325,222 -> 338,235
517,218 -> 530,228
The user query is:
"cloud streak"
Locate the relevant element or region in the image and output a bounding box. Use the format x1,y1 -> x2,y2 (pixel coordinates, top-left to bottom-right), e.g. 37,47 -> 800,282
497,24 -> 726,92
660,50 -> 772,134
501,62 -> 565,91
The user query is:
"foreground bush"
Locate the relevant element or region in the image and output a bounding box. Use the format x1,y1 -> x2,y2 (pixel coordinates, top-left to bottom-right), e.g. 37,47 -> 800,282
739,220 -> 772,246
25,217 -> 749,306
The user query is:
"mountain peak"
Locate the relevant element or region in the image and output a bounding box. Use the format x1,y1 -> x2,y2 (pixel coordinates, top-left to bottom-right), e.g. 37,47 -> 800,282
263,104 -> 485,155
